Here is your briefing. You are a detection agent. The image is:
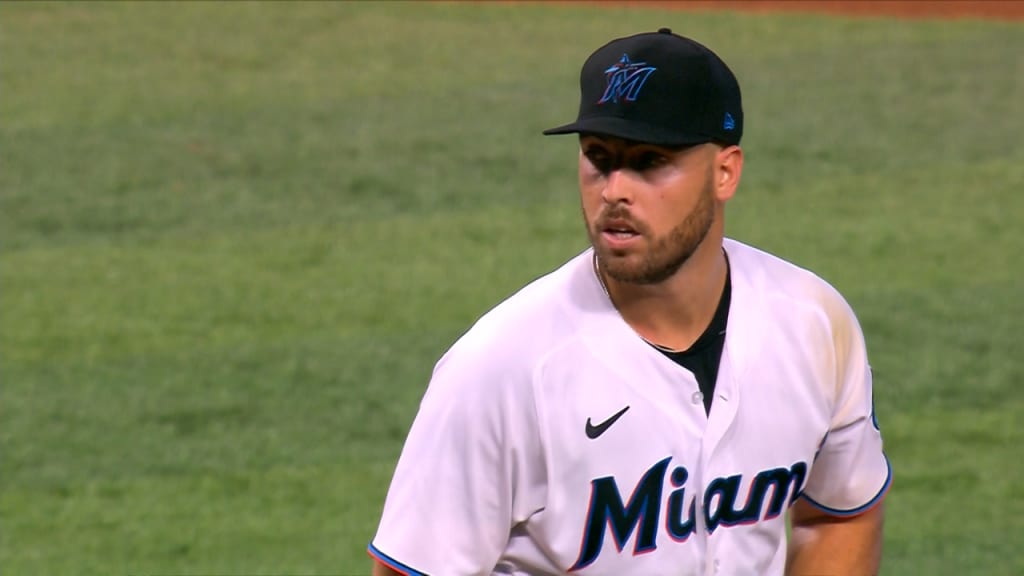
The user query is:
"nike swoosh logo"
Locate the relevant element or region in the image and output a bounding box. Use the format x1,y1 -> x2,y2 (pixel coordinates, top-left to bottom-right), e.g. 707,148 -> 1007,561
585,405 -> 631,439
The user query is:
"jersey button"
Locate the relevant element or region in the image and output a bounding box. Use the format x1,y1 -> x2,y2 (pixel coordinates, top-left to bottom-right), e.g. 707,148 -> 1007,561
691,391 -> 703,405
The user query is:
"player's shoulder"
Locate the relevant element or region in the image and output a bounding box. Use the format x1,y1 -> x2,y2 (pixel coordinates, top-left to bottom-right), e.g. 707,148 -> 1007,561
726,238 -> 858,326
436,249 -> 598,376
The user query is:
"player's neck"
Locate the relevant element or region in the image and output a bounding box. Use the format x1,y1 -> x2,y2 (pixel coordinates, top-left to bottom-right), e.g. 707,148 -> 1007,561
599,236 -> 728,353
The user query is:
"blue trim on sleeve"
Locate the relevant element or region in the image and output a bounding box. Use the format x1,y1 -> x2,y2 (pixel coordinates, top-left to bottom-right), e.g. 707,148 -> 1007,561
368,542 -> 429,576
800,453 -> 893,518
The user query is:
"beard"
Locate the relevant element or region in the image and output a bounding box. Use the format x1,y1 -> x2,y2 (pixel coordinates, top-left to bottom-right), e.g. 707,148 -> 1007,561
587,172 -> 716,285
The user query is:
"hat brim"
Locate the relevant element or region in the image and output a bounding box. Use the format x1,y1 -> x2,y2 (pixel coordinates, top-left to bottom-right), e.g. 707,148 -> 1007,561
542,116 -> 713,147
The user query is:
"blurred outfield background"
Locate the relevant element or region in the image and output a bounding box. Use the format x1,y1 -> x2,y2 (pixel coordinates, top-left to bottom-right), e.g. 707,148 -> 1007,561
2,1 -> 1022,574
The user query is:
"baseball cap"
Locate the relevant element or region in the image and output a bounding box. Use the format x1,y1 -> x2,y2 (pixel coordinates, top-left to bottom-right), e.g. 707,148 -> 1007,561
543,28 -> 743,147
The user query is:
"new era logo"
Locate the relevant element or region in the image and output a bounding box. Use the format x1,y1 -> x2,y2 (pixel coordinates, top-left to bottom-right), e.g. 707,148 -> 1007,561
723,112 -> 736,131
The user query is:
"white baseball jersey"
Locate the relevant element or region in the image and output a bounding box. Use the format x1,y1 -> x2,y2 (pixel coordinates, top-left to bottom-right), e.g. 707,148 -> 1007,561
370,238 -> 892,576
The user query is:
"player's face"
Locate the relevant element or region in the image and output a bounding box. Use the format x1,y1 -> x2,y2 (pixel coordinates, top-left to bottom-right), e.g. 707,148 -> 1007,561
578,135 -> 718,285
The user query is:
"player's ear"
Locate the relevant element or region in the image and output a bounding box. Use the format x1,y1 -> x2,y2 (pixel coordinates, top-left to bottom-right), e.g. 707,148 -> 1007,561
713,144 -> 743,202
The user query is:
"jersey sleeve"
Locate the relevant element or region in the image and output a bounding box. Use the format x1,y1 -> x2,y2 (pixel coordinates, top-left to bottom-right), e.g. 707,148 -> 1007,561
369,335 -> 547,575
800,295 -> 892,516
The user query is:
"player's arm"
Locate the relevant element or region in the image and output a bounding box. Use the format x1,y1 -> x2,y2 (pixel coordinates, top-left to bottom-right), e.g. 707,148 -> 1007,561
786,498 -> 884,576
367,334 -> 545,575
787,287 -> 891,575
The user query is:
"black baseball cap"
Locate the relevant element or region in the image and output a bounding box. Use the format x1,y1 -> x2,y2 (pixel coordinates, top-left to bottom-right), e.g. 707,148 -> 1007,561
543,28 -> 743,147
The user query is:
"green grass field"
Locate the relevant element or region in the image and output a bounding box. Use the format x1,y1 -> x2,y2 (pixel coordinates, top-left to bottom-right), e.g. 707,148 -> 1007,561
2,2 -> 1022,574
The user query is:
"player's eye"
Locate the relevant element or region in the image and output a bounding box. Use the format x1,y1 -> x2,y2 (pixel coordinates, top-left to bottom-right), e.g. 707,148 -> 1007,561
629,151 -> 670,172
584,148 -> 614,174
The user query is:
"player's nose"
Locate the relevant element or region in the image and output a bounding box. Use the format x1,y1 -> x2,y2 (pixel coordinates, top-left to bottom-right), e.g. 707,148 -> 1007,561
601,169 -> 635,205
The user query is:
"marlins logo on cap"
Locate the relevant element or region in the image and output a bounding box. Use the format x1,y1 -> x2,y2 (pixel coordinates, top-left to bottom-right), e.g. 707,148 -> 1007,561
597,54 -> 657,105
544,28 -> 744,147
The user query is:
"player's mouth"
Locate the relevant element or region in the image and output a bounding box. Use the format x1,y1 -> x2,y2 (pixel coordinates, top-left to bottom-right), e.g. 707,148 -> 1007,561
599,220 -> 641,248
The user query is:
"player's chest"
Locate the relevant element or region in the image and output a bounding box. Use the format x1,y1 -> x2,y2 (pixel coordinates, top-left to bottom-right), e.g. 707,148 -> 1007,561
528,349 -> 831,573
536,344 -> 831,473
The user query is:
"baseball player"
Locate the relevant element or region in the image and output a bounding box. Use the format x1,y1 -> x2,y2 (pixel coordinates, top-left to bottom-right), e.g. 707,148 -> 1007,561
369,28 -> 891,576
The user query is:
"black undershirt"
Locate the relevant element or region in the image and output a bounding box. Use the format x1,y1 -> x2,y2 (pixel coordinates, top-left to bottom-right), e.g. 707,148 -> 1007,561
649,261 -> 731,415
